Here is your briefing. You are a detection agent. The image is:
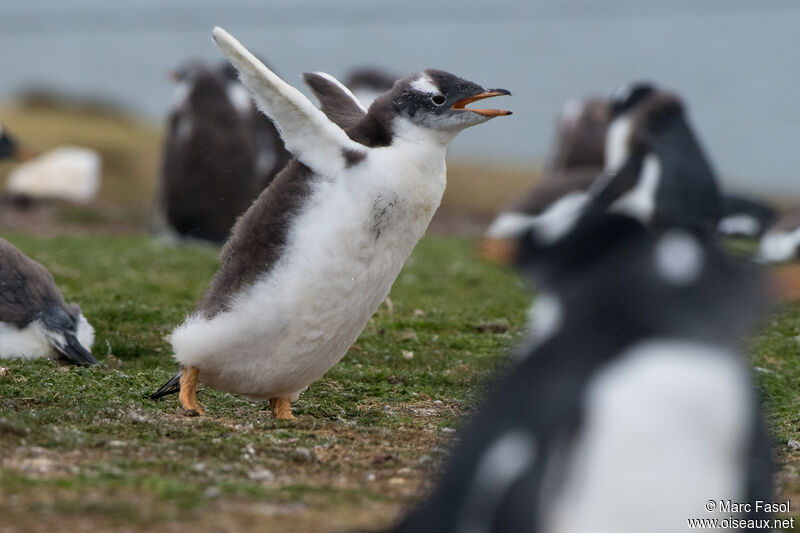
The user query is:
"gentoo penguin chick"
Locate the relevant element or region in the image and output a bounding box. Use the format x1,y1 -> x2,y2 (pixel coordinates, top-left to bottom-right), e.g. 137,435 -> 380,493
481,97 -> 608,262
718,193 -> 776,239
344,67 -> 397,108
381,212 -> 772,533
150,27 -> 511,419
156,60 -> 259,244
0,238 -> 98,365
219,61 -> 291,191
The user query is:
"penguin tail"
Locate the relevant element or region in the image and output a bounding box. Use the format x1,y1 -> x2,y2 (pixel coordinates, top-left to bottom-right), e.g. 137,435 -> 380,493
150,369 -> 182,400
49,331 -> 100,366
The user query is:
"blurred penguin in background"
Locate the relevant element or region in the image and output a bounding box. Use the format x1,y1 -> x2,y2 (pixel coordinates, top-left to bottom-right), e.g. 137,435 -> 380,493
219,61 -> 290,192
717,193 -> 776,240
379,212 -> 772,533
481,97 -> 609,262
157,59 -> 289,244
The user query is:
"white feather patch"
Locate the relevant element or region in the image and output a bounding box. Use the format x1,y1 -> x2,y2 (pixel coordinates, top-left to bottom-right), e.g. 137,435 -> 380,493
545,339 -> 752,533
6,146 -> 101,204
0,320 -> 58,360
410,73 -> 439,95
758,227 -> 800,264
653,231 -> 704,286
609,154 -> 660,223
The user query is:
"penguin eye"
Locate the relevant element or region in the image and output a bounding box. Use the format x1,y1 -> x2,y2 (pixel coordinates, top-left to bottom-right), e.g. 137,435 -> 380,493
430,94 -> 446,106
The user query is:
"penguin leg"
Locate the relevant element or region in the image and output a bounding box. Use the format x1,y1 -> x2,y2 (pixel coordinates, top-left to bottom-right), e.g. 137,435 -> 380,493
179,366 -> 205,416
270,397 -> 295,420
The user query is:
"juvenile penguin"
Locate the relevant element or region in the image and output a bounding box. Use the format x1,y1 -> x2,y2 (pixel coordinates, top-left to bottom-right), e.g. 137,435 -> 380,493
480,97 -> 608,262
0,238 -> 98,364
156,60 -> 259,244
150,27 -> 512,419
380,213 -> 772,533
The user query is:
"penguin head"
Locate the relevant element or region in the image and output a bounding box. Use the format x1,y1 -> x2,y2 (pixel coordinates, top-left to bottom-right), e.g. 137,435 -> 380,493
382,69 -> 511,132
604,81 -> 685,173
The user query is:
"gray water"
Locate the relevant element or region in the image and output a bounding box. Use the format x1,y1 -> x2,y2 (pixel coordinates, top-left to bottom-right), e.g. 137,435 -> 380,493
1,0 -> 799,195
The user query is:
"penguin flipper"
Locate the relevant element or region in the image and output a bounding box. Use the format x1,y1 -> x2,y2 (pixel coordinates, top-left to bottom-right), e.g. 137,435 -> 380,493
150,369 -> 182,400
48,330 -> 100,366
212,27 -> 367,175
302,72 -> 367,130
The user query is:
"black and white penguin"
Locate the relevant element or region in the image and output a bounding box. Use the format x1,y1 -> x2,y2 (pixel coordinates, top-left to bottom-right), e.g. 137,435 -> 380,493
717,193 -> 776,239
480,97 -> 608,262
381,212 -> 772,533
589,82 -> 722,236
0,238 -> 98,365
150,27 -> 512,419
344,67 -> 398,109
156,60 -> 260,244
758,207 -> 800,263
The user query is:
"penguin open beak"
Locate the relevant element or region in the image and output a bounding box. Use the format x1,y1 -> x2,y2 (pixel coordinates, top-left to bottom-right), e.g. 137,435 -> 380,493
451,89 -> 512,117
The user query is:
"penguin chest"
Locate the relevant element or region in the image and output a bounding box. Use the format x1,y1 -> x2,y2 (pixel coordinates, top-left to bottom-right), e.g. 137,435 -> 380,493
182,161 -> 446,398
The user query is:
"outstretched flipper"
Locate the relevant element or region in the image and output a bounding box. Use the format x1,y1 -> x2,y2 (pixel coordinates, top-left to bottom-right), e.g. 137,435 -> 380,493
302,72 -> 367,130
212,27 -> 367,174
150,369 -> 182,400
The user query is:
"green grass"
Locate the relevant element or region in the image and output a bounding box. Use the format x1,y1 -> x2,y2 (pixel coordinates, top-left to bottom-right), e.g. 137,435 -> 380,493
0,233 -> 531,531
0,232 -> 798,531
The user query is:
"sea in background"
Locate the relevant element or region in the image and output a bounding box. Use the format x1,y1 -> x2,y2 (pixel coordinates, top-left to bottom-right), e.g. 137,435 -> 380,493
1,0 -> 798,196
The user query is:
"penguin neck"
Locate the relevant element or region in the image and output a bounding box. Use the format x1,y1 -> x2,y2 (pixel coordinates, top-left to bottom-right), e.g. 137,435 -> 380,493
390,117 -> 456,158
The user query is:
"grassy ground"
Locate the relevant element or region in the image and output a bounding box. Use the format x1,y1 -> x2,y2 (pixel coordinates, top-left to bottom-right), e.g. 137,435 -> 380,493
0,232 -> 798,531
0,233 -> 534,532
1,100 -> 798,530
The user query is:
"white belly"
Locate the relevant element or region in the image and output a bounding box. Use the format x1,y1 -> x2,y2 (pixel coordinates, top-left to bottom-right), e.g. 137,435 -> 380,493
171,147 -> 446,400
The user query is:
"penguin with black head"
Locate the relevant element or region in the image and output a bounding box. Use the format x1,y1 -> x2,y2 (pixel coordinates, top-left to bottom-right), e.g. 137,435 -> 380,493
378,211 -> 773,533
150,27 -> 512,419
589,82 -> 722,236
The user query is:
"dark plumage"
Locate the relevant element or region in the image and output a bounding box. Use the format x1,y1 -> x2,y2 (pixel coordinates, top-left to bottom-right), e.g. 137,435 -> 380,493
382,213 -> 772,533
0,238 -> 98,365
589,83 -> 722,237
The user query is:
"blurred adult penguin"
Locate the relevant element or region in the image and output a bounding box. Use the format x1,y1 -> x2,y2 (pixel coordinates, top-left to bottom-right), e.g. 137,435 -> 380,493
481,97 -> 608,262
379,212 -> 772,533
0,238 -> 98,365
156,60 -> 260,244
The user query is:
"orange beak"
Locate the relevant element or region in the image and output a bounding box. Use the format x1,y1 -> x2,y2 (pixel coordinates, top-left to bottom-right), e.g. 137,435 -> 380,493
451,89 -> 512,117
